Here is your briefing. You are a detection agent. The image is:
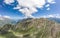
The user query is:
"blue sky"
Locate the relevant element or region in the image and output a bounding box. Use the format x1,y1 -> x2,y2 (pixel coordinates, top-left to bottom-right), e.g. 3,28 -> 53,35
0,0 -> 60,19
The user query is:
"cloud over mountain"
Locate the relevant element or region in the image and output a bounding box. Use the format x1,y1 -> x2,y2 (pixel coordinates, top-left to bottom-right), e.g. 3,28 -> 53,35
0,15 -> 11,20
4,0 -> 56,18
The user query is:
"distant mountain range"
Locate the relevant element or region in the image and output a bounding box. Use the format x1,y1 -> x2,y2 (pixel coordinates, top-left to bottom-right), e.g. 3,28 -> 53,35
18,17 -> 60,23
48,17 -> 60,23
0,17 -> 60,26
0,17 -> 17,26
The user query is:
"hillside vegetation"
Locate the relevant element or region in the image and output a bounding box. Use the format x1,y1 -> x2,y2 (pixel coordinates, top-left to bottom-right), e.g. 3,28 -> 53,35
0,18 -> 60,38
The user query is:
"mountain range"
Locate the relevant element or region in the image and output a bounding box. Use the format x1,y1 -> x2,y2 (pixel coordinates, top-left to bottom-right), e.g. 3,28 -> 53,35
0,17 -> 17,26
0,17 -> 60,38
48,17 -> 60,23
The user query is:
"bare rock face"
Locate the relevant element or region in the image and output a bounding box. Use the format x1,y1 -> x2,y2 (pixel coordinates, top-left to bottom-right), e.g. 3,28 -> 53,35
15,18 -> 60,38
0,24 -> 12,34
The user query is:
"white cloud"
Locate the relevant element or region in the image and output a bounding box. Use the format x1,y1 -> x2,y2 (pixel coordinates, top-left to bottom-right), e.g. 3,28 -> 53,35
47,0 -> 56,4
0,15 -> 2,17
4,0 -> 14,4
3,16 -> 11,19
47,15 -> 54,17
14,0 -> 46,18
47,8 -> 50,10
4,0 -> 56,18
0,15 -> 11,20
41,14 -> 60,18
45,4 -> 50,7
